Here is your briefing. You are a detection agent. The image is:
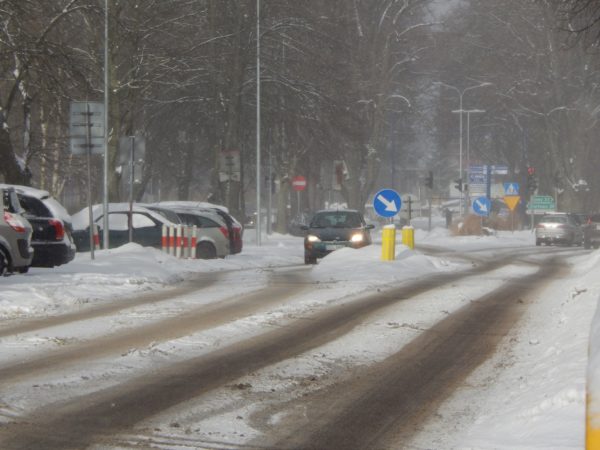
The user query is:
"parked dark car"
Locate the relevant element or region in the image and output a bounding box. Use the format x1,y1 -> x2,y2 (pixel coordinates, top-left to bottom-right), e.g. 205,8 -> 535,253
0,184 -> 76,267
583,214 -> 600,249
535,212 -> 584,246
72,203 -> 177,251
301,209 -> 374,264
0,187 -> 33,274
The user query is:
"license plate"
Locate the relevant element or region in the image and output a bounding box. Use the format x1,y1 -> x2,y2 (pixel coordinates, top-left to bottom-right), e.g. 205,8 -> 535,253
325,244 -> 345,251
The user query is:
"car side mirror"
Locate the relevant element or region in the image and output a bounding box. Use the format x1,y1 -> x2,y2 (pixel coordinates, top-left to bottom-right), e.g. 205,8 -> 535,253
365,224 -> 375,230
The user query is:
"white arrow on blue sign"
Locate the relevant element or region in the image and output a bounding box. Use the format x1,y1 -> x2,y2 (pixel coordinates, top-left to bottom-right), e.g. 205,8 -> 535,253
472,196 -> 491,217
373,189 -> 402,218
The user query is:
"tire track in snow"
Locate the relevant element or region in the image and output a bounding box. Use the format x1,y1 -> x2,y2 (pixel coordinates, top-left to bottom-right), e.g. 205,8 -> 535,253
0,253 -> 548,449
0,267 -> 310,384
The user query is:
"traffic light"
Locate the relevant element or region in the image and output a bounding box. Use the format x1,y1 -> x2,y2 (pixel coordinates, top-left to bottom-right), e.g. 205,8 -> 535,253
454,178 -> 463,192
527,167 -> 537,194
425,171 -> 433,189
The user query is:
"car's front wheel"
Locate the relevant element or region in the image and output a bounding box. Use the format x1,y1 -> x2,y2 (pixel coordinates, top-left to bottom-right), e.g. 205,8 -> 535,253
304,254 -> 317,264
0,247 -> 8,275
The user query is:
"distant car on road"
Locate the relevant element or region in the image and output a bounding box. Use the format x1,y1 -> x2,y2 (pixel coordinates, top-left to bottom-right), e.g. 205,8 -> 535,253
0,184 -> 76,268
301,209 -> 374,264
583,214 -> 600,249
0,187 -> 33,274
535,213 -> 583,246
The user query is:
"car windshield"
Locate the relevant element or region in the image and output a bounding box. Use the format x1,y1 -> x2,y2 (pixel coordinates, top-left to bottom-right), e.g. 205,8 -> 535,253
311,212 -> 361,228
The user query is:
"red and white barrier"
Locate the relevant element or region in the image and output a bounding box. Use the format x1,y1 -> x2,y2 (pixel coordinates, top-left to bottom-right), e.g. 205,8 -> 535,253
175,225 -> 183,258
162,224 -> 199,259
169,224 -> 175,256
161,225 -> 168,253
191,226 -> 198,259
92,224 -> 100,251
183,226 -> 190,259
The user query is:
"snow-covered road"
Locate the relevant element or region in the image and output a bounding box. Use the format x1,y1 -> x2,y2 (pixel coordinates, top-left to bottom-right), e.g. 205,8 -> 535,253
0,228 -> 597,449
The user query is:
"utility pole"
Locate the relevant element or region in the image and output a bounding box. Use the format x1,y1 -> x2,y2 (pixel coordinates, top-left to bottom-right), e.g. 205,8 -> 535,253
103,0 -> 110,249
255,0 -> 261,246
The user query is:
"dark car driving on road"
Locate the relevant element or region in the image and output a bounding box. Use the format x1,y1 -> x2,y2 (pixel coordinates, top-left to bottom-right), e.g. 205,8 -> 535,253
301,209 -> 374,264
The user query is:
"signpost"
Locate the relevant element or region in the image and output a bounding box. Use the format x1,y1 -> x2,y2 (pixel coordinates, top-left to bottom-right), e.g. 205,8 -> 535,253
503,182 -> 521,232
69,102 -> 105,156
469,164 -> 509,197
119,136 -> 146,243
70,101 -> 105,260
503,182 -> 519,196
219,150 -> 241,182
374,189 -> 403,260
472,195 -> 491,231
528,195 -> 555,230
373,189 -> 402,218
292,175 -> 307,216
292,175 -> 307,191
472,196 -> 491,217
529,195 -> 555,212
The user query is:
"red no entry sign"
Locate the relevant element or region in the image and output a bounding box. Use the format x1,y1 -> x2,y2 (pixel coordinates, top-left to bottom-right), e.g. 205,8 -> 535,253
292,175 -> 307,191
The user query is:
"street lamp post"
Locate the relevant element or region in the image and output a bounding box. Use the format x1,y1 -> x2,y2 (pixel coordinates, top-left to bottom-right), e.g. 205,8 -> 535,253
435,82 -> 492,216
103,0 -> 110,249
255,0 -> 261,246
453,108 -> 485,213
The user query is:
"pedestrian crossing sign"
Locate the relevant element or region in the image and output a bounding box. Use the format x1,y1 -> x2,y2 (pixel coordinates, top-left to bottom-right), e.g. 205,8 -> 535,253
503,182 -> 519,196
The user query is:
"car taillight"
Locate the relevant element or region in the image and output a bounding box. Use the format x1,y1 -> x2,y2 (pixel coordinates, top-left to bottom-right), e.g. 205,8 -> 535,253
3,211 -> 26,233
219,226 -> 229,239
535,224 -> 545,229
50,218 -> 65,240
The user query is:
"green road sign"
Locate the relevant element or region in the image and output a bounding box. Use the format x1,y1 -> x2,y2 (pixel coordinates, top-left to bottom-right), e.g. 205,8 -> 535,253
529,195 -> 555,211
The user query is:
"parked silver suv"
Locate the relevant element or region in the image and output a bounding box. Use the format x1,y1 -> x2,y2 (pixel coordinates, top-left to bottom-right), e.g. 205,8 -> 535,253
0,188 -> 33,274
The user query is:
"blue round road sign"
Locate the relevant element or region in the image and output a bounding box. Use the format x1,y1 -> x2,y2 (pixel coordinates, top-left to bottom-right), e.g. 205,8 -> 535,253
373,189 -> 402,218
472,196 -> 491,217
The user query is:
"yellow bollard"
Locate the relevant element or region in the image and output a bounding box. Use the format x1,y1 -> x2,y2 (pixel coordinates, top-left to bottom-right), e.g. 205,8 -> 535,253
586,397 -> 600,449
381,224 -> 396,261
402,225 -> 415,249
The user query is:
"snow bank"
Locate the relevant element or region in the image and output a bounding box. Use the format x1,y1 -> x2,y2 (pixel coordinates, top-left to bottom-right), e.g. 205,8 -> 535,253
586,251 -> 600,444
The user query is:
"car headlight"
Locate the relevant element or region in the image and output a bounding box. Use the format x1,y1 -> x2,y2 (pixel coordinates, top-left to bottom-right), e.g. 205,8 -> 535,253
307,234 -> 321,242
350,233 -> 364,243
